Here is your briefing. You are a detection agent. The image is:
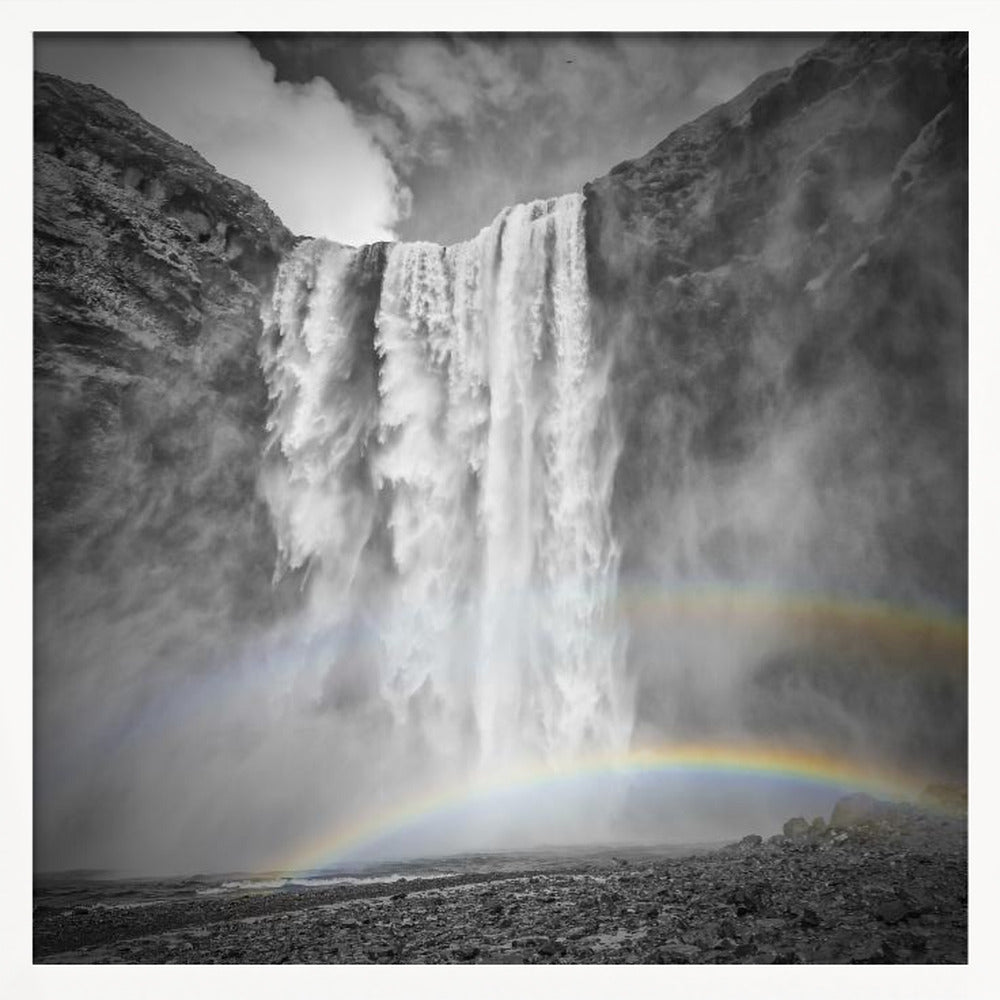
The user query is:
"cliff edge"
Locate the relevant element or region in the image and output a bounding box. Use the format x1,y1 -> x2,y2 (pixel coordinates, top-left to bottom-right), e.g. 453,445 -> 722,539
34,71 -> 294,626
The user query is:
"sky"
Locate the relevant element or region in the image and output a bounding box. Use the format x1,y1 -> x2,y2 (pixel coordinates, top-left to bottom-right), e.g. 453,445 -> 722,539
35,32 -> 818,244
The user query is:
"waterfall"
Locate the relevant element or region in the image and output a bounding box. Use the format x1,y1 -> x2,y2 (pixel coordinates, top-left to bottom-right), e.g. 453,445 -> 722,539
261,193 -> 630,769
259,240 -> 379,604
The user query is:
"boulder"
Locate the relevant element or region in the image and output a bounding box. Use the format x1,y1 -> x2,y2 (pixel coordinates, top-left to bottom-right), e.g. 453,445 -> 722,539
919,783 -> 968,814
875,899 -> 913,924
783,817 -> 810,839
830,793 -> 883,828
726,882 -> 772,915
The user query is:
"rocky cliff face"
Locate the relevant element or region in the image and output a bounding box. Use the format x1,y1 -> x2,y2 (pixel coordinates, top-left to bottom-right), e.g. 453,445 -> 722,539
586,31 -> 966,608
34,72 -> 295,632
584,33 -> 967,764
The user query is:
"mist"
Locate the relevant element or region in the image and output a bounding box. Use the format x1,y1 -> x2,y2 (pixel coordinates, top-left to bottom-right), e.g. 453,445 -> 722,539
590,32 -> 968,820
33,33 -> 966,878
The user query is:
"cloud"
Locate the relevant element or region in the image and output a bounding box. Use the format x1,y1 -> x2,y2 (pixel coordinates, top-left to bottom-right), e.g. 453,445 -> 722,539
250,33 -> 819,243
34,34 -> 408,244
368,37 -> 524,135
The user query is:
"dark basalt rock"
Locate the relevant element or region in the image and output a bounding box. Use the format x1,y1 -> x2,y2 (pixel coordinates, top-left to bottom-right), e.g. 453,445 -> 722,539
831,793 -> 883,828
34,807 -> 966,964
783,817 -> 810,840
585,32 -> 967,774
875,899 -> 914,924
585,31 -> 966,603
34,71 -> 297,630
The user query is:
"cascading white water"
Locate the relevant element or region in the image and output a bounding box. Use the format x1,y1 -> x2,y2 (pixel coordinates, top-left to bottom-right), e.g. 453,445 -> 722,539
261,193 -> 631,770
259,240 -> 377,606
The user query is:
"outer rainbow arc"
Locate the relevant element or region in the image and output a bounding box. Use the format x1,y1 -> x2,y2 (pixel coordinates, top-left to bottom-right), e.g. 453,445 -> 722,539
617,585 -> 968,651
273,590 -> 965,872
275,740 -> 943,876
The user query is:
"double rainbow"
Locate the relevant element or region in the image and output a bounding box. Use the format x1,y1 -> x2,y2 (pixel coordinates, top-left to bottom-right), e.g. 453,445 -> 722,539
271,588 -> 965,873
276,740 -> 948,874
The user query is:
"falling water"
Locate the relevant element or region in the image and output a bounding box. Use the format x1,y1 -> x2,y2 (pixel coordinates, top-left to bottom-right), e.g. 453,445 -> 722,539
259,240 -> 379,605
261,193 -> 631,772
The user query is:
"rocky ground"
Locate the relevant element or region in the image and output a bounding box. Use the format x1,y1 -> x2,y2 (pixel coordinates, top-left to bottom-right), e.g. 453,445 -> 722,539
35,796 -> 966,964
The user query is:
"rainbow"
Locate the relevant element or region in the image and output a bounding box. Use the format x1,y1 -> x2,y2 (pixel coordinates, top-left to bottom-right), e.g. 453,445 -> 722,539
617,585 -> 967,663
275,740 -> 949,875
70,585 -> 965,789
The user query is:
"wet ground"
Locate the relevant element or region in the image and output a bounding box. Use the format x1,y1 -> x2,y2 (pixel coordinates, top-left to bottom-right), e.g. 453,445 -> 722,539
35,812 -> 966,964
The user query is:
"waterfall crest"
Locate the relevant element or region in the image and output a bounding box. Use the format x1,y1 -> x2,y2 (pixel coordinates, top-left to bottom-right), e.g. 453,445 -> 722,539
261,193 -> 631,768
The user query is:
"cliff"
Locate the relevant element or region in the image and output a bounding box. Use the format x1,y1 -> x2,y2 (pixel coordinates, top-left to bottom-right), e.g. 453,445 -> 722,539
34,72 -> 294,625
583,32 -> 967,765
585,32 -> 967,613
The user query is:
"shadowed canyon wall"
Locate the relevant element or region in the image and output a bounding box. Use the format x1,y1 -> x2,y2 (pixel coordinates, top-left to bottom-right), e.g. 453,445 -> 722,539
34,73 -> 301,866
584,32 -> 967,777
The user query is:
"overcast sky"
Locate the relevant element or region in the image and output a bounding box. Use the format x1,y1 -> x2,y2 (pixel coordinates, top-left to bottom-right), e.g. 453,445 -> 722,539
35,32 -> 818,245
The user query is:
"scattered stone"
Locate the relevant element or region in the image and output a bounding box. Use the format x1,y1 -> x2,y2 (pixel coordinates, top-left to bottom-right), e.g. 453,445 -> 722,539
876,900 -> 913,924
33,799 -> 967,966
717,917 -> 738,939
536,938 -> 562,957
740,834 -> 763,848
726,882 -> 771,916
659,942 -> 702,963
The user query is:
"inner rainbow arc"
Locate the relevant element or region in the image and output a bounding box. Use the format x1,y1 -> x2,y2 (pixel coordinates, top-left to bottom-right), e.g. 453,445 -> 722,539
276,740 -> 947,875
